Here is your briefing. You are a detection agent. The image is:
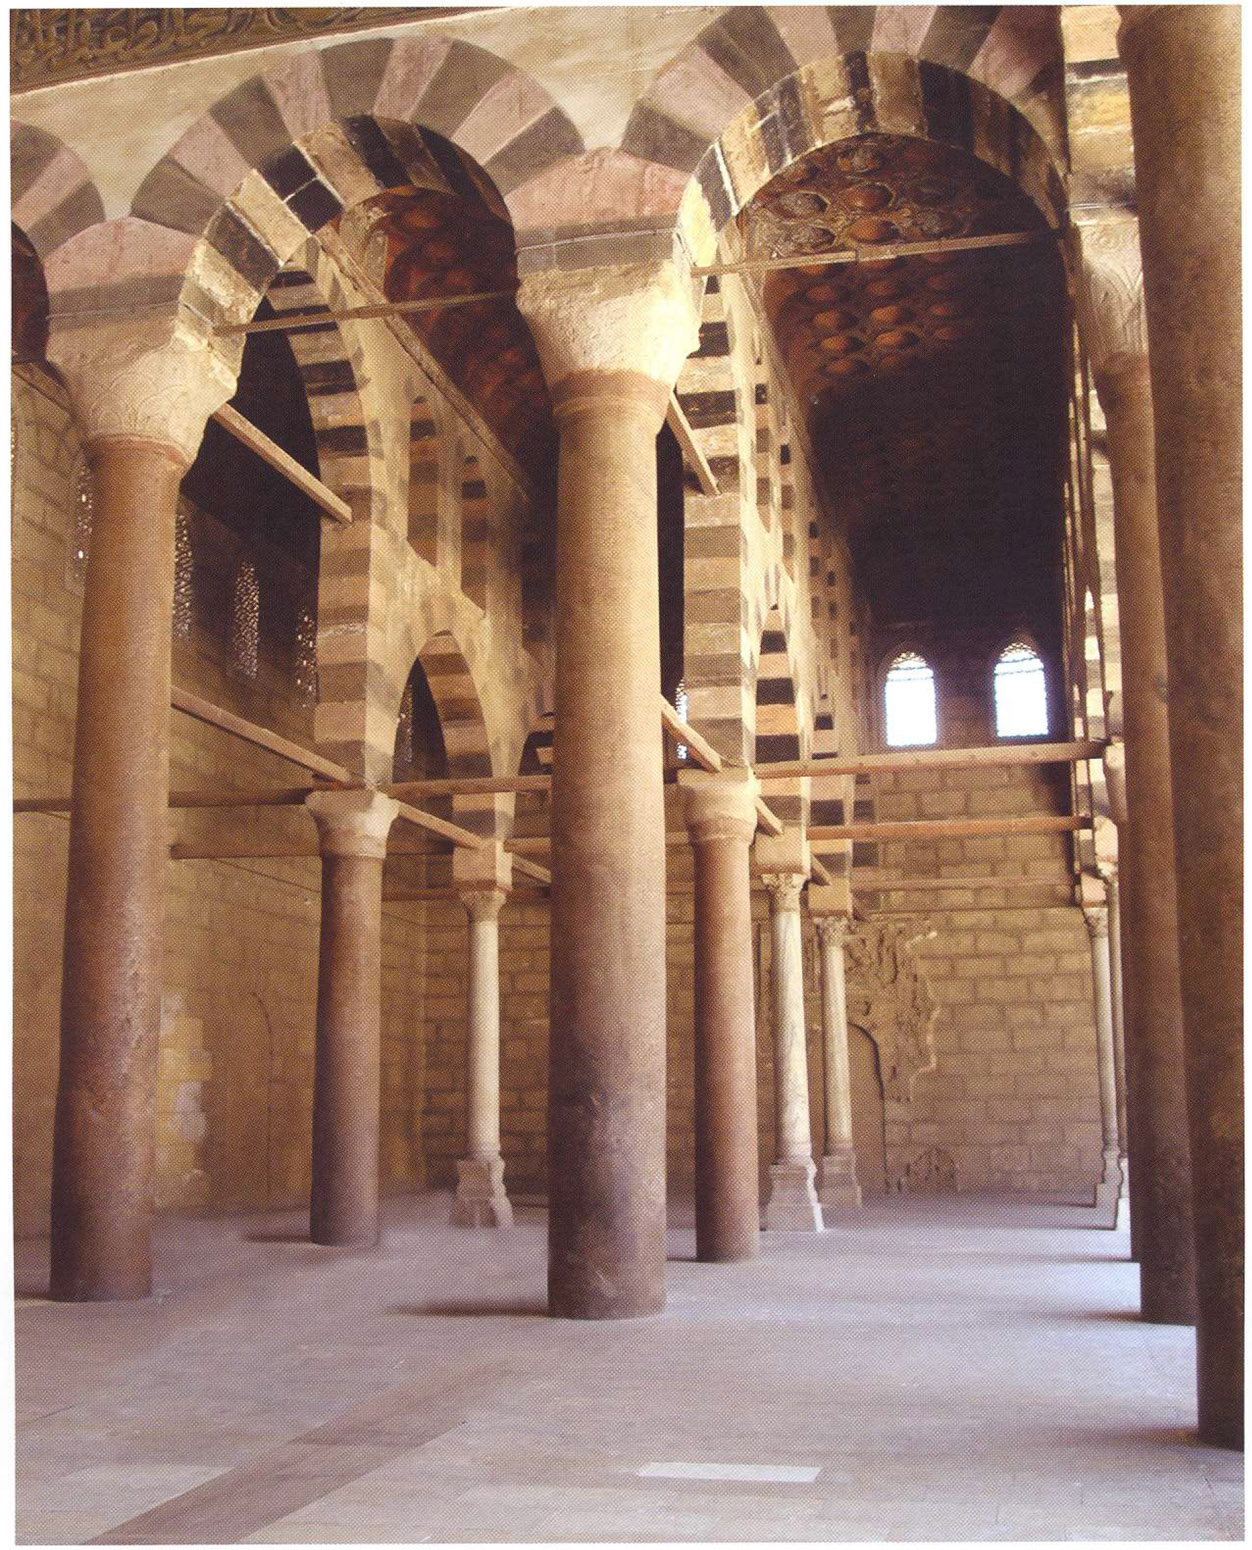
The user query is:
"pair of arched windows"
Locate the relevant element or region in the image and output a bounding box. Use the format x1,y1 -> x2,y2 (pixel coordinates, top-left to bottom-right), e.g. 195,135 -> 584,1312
883,644 -> 1048,747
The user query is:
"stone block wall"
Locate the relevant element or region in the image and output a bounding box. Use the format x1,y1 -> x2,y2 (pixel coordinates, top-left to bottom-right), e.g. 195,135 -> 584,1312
11,368 -> 429,1237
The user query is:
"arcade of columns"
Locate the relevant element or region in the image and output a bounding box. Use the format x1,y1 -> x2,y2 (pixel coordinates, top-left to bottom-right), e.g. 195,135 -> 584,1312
23,6 -> 1241,1450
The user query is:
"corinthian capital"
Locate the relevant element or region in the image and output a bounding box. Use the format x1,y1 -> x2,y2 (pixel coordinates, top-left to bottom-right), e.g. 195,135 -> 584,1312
761,871 -> 805,912
1075,220 -> 1148,384
48,315 -> 238,466
516,259 -> 701,416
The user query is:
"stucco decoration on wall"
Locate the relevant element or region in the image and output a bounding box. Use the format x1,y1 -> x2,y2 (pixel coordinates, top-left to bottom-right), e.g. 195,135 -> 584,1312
11,9 -> 441,89
843,919 -> 938,1101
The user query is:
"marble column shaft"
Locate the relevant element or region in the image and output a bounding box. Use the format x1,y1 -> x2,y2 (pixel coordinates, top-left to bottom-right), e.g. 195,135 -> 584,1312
682,769 -> 761,1263
451,884 -> 513,1228
815,915 -> 862,1209
1120,2 -> 1243,1447
306,790 -> 399,1249
1084,906 -> 1123,1216
1103,866 -> 1129,1172
761,872 -> 822,1232
519,261 -> 699,1318
48,324 -> 235,1301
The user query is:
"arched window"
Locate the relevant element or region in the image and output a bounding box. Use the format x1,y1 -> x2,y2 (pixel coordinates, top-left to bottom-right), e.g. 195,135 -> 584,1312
394,681 -> 415,777
231,558 -> 259,680
674,677 -> 689,762
70,458 -> 93,584
294,608 -> 318,708
883,652 -> 937,747
993,642 -> 1048,738
173,502 -> 194,640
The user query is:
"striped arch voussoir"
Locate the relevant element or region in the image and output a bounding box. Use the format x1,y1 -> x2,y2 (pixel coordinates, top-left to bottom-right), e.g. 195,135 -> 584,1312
124,37 -> 582,324
12,121 -> 104,261
621,6 -> 1066,244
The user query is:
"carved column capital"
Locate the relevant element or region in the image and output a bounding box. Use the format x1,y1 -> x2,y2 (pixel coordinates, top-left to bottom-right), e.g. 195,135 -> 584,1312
516,259 -> 701,427
459,886 -> 507,924
761,871 -> 805,912
306,789 -> 399,859
680,767 -> 760,845
1084,905 -> 1111,943
1075,220 -> 1149,389
48,317 -> 238,467
814,913 -> 852,948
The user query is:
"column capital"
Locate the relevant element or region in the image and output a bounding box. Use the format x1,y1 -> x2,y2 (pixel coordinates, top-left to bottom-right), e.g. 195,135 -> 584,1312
459,886 -> 507,923
305,789 -> 399,859
680,767 -> 759,844
814,913 -> 852,947
516,259 -> 701,426
1074,219 -> 1148,388
48,316 -> 238,467
760,871 -> 805,912
1084,904 -> 1111,942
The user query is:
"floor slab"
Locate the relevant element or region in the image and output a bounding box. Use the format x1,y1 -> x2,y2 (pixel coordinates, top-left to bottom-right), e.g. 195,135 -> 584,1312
14,1192 -> 1244,1543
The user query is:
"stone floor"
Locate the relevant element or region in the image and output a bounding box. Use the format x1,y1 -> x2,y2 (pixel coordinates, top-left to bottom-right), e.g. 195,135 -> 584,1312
14,1193 -> 1243,1544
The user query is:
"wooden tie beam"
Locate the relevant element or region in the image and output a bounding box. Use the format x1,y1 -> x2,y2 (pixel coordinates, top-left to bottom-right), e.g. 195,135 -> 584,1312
665,392 -> 720,497
212,404 -> 351,525
809,814 -> 1090,843
761,740 -> 1103,780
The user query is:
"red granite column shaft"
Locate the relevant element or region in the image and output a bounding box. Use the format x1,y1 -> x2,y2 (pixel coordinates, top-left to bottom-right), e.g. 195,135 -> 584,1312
50,437 -> 187,1300
683,770 -> 761,1262
519,262 -> 698,1320
1120,4 -> 1242,1446
306,791 -> 399,1248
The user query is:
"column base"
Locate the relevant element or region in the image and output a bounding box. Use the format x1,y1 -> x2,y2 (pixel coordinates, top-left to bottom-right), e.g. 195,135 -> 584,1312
451,1156 -> 513,1228
817,1147 -> 863,1210
764,1158 -> 824,1232
1093,1147 -> 1125,1227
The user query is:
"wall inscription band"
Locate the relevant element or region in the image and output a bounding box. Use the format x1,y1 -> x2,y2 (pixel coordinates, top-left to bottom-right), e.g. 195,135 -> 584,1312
11,8 -> 475,91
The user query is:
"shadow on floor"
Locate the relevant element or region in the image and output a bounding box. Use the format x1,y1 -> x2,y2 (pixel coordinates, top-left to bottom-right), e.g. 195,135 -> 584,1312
388,1300 -> 548,1318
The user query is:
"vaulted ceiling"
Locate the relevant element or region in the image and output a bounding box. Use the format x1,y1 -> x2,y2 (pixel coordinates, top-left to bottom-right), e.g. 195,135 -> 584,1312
747,133 -> 1069,641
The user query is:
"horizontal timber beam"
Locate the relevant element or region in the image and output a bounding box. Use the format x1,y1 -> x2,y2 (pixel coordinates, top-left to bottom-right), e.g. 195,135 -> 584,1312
761,741 -> 1104,780
852,873 -> 1076,892
213,404 -> 351,524
659,695 -> 722,772
216,289 -> 516,337
385,773 -> 550,800
694,228 -> 1053,278
809,815 -> 1090,843
171,686 -> 354,783
665,392 -> 719,496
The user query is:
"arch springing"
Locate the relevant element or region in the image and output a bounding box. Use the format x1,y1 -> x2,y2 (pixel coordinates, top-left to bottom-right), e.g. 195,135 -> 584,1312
993,643 -> 1048,739
884,652 -> 937,748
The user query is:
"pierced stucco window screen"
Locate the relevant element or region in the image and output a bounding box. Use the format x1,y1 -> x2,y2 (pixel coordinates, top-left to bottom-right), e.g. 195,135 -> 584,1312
993,642 -> 1049,738
884,652 -> 938,748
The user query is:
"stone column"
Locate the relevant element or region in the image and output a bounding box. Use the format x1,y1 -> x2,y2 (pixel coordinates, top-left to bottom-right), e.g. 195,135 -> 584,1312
681,767 -> 761,1262
1119,3 -> 1242,1449
758,848 -> 822,1232
518,260 -> 700,1318
305,789 -> 399,1248
1078,224 -> 1195,1323
451,845 -> 513,1228
47,322 -> 235,1300
1100,863 -> 1129,1182
1083,905 -> 1123,1220
813,911 -> 862,1210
